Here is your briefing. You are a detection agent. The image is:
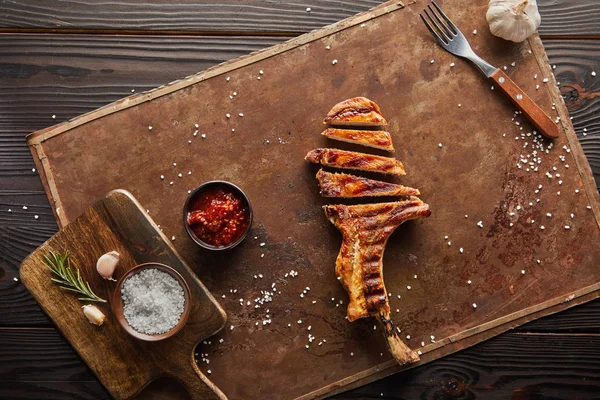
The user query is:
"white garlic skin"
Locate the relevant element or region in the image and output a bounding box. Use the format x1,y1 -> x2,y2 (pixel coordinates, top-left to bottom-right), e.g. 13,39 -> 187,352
486,0 -> 541,43
96,251 -> 120,281
82,304 -> 106,326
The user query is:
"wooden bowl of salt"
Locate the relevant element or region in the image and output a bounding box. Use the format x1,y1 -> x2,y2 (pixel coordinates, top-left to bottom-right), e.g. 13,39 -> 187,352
112,263 -> 191,341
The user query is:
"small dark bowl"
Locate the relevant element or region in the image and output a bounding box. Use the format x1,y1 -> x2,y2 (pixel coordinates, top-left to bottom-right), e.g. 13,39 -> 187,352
112,263 -> 191,342
183,180 -> 252,251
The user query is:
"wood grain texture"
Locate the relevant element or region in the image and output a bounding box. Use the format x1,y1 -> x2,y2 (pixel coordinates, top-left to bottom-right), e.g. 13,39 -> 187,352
3,329 -> 600,400
544,39 -> 600,187
538,0 -> 600,37
0,0 -> 597,37
19,190 -> 227,400
336,332 -> 600,399
0,0 -> 386,34
490,69 -> 560,139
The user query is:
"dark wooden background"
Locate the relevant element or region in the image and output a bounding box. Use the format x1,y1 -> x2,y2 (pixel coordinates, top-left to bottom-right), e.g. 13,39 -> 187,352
1,1 -> 599,399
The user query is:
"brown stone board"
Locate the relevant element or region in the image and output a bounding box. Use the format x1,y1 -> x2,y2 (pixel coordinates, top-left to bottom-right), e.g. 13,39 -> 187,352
25,1 -> 600,399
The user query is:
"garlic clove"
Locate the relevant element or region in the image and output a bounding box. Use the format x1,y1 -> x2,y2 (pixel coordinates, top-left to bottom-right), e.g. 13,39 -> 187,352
82,304 -> 106,326
96,251 -> 120,281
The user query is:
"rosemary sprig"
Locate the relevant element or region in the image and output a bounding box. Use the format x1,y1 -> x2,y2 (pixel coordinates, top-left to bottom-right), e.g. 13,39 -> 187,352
43,251 -> 106,303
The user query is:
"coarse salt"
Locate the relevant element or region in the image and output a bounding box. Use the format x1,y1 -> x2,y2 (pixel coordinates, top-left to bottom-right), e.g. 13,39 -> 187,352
121,268 -> 185,335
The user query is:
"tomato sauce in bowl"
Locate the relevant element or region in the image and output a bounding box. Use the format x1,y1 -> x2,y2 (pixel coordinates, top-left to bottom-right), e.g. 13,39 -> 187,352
183,181 -> 252,250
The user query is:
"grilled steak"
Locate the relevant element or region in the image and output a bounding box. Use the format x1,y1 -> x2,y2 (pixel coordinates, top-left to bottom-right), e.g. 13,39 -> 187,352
321,128 -> 395,152
305,148 -> 405,175
317,170 -> 419,198
324,97 -> 387,126
323,199 -> 431,364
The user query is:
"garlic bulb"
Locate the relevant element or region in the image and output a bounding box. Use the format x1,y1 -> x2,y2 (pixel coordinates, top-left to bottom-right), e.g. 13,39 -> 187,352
82,304 -> 106,326
96,251 -> 119,281
486,0 -> 541,43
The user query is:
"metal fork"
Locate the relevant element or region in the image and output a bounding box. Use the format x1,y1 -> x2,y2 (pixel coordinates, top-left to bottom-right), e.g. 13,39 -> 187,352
420,1 -> 559,139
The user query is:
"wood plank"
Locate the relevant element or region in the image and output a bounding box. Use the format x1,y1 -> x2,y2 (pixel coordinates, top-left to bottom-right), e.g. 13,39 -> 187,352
543,39 -> 600,187
538,0 -> 600,38
2,329 -> 600,399
517,298 -> 600,333
338,332 -> 600,399
0,1 -> 385,34
0,1 -> 596,37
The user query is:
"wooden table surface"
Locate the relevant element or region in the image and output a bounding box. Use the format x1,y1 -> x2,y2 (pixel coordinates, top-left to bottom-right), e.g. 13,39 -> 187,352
1,1 -> 599,399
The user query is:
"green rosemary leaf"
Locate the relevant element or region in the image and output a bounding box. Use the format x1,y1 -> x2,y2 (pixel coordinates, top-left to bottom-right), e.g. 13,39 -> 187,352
43,251 -> 106,303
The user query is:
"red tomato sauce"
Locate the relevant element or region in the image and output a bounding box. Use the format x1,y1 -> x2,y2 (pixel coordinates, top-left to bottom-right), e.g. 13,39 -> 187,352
186,185 -> 249,247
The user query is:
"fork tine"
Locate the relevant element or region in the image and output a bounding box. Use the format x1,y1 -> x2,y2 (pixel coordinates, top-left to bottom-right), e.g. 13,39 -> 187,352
423,7 -> 451,43
431,0 -> 459,36
426,4 -> 454,40
419,13 -> 448,46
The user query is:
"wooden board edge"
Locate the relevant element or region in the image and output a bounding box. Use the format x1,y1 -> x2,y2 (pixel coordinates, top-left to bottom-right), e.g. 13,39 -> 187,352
28,143 -> 69,228
299,282 -> 600,399
25,1 -> 404,146
18,252 -> 126,400
527,34 -> 600,229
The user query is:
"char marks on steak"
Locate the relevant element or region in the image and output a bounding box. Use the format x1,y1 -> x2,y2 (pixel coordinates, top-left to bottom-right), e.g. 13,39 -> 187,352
317,170 -> 419,198
323,199 -> 431,364
305,148 -> 405,175
321,128 -> 395,152
324,97 -> 387,126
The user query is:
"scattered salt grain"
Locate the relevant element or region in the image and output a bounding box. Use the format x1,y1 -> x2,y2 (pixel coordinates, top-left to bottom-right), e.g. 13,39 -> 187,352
332,59 -> 338,65
148,126 -> 152,131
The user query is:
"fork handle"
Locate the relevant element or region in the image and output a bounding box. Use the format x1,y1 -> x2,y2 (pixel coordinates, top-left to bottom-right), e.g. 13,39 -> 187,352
489,69 -> 559,139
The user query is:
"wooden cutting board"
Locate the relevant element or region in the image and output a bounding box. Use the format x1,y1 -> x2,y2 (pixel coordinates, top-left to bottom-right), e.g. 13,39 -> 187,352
19,190 -> 227,400
25,0 -> 600,399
